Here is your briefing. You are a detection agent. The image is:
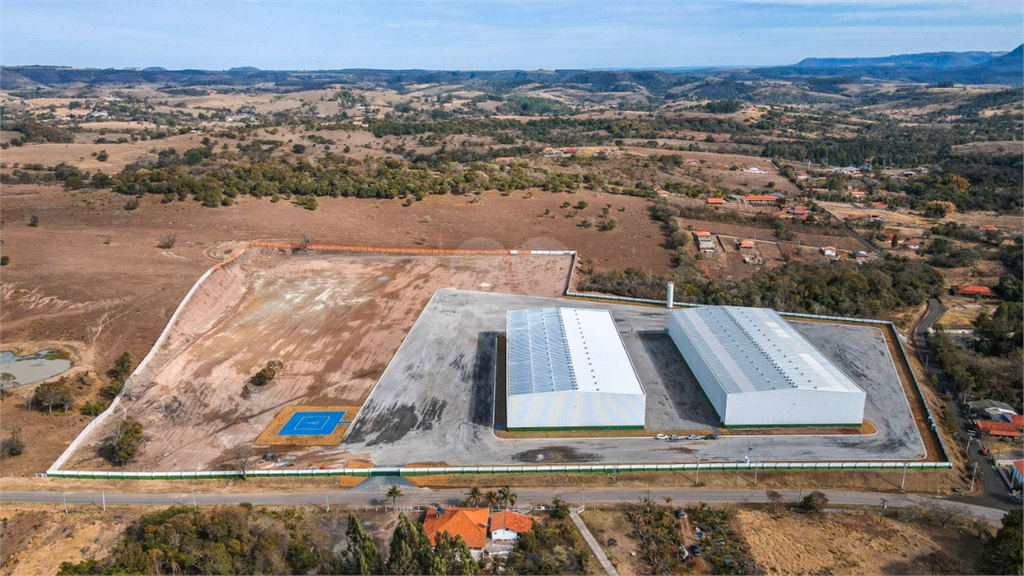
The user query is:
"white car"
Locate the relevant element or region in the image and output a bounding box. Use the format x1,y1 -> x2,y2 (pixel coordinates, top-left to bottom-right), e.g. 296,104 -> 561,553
686,434 -> 701,440
654,434 -> 669,440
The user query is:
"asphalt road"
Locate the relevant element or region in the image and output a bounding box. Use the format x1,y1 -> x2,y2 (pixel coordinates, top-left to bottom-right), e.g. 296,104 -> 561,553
911,296 -> 1017,509
0,487 -> 1009,524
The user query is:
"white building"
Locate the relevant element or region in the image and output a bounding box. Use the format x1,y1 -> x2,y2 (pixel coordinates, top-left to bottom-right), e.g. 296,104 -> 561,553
668,306 -> 866,427
506,308 -> 645,430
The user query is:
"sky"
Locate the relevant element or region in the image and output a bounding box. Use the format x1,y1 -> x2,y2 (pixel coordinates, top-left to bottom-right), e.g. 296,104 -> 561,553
2,1 -> 1022,70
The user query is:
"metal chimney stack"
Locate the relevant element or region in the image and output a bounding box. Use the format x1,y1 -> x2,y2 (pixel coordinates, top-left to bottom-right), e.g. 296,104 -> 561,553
666,282 -> 674,309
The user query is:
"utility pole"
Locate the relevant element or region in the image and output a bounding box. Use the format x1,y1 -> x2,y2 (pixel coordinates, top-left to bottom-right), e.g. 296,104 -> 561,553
969,462 -> 979,492
694,458 -> 700,486
101,491 -> 106,513
900,463 -> 908,491
63,497 -> 68,515
325,493 -> 330,513
965,430 -> 975,453
192,491 -> 197,510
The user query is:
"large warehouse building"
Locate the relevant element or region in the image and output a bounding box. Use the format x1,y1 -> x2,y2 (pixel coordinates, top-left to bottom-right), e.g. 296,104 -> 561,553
669,306 -> 866,427
506,308 -> 645,430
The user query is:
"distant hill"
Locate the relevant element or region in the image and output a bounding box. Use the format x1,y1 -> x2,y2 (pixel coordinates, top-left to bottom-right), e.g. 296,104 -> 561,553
1,47 -> 1020,92
796,51 -> 1003,70
754,46 -> 1023,86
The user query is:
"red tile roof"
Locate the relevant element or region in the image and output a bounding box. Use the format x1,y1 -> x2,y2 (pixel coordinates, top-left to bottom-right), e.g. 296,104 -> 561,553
976,420 -> 1022,438
743,195 -> 777,203
1014,460 -> 1023,477
490,511 -> 533,534
954,285 -> 997,297
423,507 -> 489,549
693,231 -> 712,237
870,202 -> 888,210
706,197 -> 727,204
739,240 -> 756,249
1009,414 -> 1023,430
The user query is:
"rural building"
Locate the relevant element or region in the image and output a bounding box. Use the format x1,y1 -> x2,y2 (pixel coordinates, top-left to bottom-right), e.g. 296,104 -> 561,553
489,511 -> 533,541
849,190 -> 867,199
506,308 -> 645,430
870,202 -> 888,210
821,246 -> 837,257
743,195 -> 778,205
706,197 -> 727,205
975,420 -> 1022,439
737,239 -> 756,251
423,507 -> 490,549
657,189 -> 671,198
693,231 -> 716,252
668,306 -> 866,427
966,399 -> 1018,420
953,285 -> 997,298
1009,460 -> 1023,487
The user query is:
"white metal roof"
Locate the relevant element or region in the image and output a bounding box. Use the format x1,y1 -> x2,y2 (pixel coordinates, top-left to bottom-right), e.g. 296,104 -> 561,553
507,308 -> 644,397
670,306 -> 864,395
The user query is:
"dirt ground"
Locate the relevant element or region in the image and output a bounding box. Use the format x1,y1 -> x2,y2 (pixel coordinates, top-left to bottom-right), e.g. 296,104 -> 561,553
733,508 -> 987,575
0,504 -> 146,576
60,249 -> 571,472
579,507 -> 664,576
0,185 -> 668,475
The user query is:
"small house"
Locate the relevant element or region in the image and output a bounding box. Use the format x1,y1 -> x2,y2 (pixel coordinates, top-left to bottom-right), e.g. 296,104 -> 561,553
489,511 -> 533,542
954,285 -> 997,298
423,507 -> 490,549
976,420 -> 1023,439
821,246 -> 837,257
706,197 -> 727,205
869,202 -> 888,211
693,231 -> 716,253
738,239 -> 756,251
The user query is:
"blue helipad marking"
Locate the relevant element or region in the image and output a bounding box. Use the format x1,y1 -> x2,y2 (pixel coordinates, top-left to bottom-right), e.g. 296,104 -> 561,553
278,411 -> 351,436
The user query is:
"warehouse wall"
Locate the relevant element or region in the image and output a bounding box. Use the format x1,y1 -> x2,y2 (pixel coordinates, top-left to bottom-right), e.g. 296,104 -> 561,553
724,388 -> 866,427
668,312 -> 729,421
507,390 -> 645,429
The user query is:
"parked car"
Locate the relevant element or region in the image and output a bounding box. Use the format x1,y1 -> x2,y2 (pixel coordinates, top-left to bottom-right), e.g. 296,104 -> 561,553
690,545 -> 701,557
669,434 -> 682,441
686,434 -> 701,440
705,434 -> 718,440
655,434 -> 669,440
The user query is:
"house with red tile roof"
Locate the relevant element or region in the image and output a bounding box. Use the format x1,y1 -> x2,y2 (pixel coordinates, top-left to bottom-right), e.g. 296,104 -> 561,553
489,511 -> 533,541
953,285 -> 997,298
706,197 -> 727,205
821,246 -> 837,257
738,239 -> 756,250
423,507 -> 490,549
869,202 -> 888,210
976,420 -> 1022,439
743,195 -> 778,204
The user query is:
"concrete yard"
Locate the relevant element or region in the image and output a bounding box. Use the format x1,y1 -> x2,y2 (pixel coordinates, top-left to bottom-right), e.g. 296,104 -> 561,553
337,289 -> 926,466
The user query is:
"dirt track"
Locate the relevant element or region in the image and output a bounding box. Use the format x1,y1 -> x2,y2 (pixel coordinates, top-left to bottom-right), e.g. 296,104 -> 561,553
60,249 -> 571,472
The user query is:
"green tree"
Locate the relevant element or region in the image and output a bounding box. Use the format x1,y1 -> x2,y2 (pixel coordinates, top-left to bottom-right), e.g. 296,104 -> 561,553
96,150 -> 109,162
498,486 -> 516,510
466,485 -> 483,507
485,490 -> 500,510
385,513 -> 433,575
32,379 -> 75,414
981,508 -> 1023,575
386,485 -> 404,510
341,512 -> 383,575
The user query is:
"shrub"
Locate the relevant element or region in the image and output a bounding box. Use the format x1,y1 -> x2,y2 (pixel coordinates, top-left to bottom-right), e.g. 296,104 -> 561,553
96,150 -> 109,162
1,427 -> 25,457
798,491 -> 828,512
157,234 -> 177,249
101,418 -> 144,466
124,197 -> 139,211
0,256 -> 8,266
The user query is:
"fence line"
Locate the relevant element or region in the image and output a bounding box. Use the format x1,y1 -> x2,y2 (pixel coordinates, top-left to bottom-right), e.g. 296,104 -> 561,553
46,460 -> 950,480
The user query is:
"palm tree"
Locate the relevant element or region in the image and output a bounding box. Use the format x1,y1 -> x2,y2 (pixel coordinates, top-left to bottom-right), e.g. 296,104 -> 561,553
485,490 -> 500,510
498,486 -> 516,510
467,485 -> 483,507
386,485 -> 403,510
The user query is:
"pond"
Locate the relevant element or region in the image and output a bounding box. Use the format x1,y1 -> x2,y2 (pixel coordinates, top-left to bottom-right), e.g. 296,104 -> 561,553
0,349 -> 73,389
